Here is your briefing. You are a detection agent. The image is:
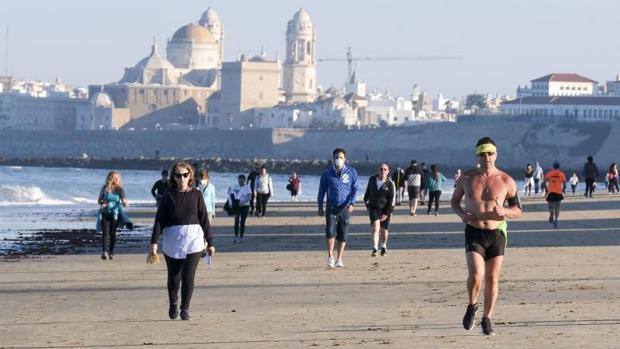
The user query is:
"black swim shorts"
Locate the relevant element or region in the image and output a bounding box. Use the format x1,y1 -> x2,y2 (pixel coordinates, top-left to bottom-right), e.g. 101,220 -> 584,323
368,208 -> 391,229
546,192 -> 563,202
465,224 -> 505,260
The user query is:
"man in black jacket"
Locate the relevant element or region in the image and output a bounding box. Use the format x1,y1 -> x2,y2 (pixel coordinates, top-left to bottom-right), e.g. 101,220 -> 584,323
582,156 -> 599,198
364,162 -> 396,257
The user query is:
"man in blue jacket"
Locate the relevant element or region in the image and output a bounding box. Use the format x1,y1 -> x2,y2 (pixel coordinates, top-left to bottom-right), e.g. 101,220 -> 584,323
318,148 -> 359,268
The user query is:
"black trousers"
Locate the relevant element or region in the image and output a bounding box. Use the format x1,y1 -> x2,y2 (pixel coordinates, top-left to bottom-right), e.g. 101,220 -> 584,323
234,206 -> 250,237
427,190 -> 441,213
164,252 -> 202,311
101,213 -> 118,253
249,192 -> 256,212
585,178 -> 595,196
256,193 -> 270,217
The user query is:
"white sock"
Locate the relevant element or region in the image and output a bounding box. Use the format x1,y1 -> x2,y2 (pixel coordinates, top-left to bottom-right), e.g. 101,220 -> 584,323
373,244 -> 378,250
381,243 -> 387,249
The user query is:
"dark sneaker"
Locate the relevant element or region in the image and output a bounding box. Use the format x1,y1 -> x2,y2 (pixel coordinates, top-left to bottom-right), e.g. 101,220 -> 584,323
480,316 -> 496,335
548,215 -> 554,224
462,303 -> 478,330
371,249 -> 378,257
169,303 -> 179,320
380,247 -> 387,256
180,309 -> 190,321
553,220 -> 558,228
100,252 -> 109,260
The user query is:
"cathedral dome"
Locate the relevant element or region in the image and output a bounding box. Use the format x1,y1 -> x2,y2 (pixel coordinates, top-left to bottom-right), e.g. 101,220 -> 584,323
199,7 -> 221,27
134,42 -> 175,70
287,8 -> 314,34
172,23 -> 216,44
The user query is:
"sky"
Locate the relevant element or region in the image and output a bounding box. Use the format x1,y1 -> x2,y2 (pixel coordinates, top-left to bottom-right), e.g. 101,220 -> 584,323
1,0 -> 619,99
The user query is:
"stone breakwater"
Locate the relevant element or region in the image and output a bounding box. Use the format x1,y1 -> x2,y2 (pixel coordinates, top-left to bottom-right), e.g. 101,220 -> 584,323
0,120 -> 618,173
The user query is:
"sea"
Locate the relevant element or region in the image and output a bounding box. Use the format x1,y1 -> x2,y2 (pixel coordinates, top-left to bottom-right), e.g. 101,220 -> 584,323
0,165 -> 596,254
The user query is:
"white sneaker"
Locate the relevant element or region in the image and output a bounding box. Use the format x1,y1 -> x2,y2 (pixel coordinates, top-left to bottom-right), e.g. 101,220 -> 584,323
336,259 -> 344,268
327,257 -> 335,268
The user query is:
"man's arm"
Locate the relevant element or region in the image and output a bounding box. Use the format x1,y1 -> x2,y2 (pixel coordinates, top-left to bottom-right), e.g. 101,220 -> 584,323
500,177 -> 523,219
151,181 -> 158,198
451,176 -> 469,222
317,172 -> 327,211
348,170 -> 359,207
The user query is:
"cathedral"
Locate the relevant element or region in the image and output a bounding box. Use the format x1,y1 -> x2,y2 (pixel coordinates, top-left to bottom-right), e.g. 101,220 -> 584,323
88,7 -> 319,130
89,7 -> 224,128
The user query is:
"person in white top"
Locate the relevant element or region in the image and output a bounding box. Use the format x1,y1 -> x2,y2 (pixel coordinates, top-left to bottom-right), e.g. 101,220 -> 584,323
569,172 -> 579,195
254,166 -> 274,218
533,162 -> 544,195
228,174 -> 252,243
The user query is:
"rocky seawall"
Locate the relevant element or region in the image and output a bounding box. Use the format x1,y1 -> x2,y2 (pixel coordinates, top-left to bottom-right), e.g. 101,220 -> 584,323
0,120 -> 618,174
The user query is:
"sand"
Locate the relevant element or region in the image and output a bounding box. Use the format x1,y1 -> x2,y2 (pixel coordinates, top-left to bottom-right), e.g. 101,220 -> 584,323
1,195 -> 619,348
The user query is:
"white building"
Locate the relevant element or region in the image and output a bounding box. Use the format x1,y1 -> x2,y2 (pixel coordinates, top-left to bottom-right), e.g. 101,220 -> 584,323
345,70 -> 366,97
517,73 -> 597,97
366,91 -> 415,126
605,75 -> 620,96
501,96 -> 620,122
283,8 -> 317,103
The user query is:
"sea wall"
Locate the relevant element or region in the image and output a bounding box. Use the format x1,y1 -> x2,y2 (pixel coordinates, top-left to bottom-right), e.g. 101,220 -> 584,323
0,120 -> 618,171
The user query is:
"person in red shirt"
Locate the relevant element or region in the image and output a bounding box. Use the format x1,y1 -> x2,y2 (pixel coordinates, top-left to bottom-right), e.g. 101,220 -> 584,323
544,162 -> 566,228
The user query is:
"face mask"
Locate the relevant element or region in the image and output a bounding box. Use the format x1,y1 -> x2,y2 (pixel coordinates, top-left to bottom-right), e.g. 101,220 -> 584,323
334,158 -> 344,168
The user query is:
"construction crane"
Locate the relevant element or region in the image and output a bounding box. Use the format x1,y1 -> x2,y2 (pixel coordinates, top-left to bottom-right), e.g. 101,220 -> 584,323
318,47 -> 465,83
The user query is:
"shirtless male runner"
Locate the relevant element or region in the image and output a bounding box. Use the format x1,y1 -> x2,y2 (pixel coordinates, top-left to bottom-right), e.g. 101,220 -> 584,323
451,137 -> 522,335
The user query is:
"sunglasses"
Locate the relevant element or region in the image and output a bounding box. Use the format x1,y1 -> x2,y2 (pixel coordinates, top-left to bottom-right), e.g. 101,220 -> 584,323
477,152 -> 495,157
174,172 -> 190,179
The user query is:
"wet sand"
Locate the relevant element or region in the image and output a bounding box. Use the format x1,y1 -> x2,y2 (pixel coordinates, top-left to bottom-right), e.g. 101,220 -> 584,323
1,195 -> 619,348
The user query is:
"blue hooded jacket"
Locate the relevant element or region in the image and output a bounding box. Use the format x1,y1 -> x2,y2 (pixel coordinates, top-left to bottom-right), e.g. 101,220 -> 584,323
317,165 -> 359,210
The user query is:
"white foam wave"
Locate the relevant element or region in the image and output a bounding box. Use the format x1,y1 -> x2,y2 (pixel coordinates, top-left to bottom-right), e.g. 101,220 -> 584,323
0,185 -> 74,206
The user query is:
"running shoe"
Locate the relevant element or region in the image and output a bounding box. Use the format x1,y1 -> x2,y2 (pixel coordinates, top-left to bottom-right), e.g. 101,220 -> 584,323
327,257 -> 335,268
548,215 -> 554,224
336,259 -> 344,268
480,316 -> 496,335
233,238 -> 238,243
180,309 -> 191,321
553,220 -> 558,228
380,247 -> 387,256
434,211 -> 438,216
101,252 -> 109,260
371,249 -> 378,257
462,303 -> 478,330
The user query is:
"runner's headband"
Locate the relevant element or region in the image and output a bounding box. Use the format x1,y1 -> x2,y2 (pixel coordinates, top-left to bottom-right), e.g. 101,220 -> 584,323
475,143 -> 497,155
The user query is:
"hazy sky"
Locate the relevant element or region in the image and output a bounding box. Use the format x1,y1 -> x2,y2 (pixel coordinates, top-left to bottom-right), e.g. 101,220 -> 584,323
2,0 -> 619,98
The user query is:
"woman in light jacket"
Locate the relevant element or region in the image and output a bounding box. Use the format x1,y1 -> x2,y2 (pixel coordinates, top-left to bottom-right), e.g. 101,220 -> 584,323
254,165 -> 273,218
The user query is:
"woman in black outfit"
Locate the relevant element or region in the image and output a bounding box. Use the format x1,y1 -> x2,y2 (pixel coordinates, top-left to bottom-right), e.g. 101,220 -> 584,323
150,161 -> 215,320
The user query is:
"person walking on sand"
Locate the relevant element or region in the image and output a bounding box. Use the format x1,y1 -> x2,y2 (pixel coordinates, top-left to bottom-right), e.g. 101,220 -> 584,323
318,148 -> 359,269
523,163 -> 534,196
364,162 -> 396,257
569,172 -> 579,194
151,169 -> 169,207
451,137 -> 522,336
150,162 -> 214,321
607,163 -> 619,194
545,162 -> 566,228
254,166 -> 273,218
228,174 -> 252,243
288,172 -> 301,202
391,167 -> 406,206
247,166 -> 259,215
582,156 -> 599,198
533,162 -> 544,195
197,169 -> 216,225
426,164 -> 446,216
420,162 -> 430,204
98,171 -> 130,260
405,160 -> 423,216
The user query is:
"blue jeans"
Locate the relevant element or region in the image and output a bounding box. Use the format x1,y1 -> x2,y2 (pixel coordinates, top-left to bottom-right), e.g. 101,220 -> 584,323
325,206 -> 350,242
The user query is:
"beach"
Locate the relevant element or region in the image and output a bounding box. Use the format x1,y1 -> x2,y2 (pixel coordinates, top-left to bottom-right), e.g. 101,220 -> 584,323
1,195 -> 619,348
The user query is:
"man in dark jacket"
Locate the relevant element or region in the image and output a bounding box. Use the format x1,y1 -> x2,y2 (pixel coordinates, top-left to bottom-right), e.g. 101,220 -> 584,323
391,167 -> 406,205
582,156 -> 599,198
151,169 -> 169,207
364,162 -> 396,257
247,167 -> 259,214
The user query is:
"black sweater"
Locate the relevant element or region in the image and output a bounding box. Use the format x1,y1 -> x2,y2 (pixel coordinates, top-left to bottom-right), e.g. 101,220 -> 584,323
363,175 -> 396,214
151,189 -> 212,246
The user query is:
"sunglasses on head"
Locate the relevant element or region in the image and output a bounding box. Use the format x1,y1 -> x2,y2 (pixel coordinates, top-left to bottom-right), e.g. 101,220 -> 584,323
174,172 -> 190,179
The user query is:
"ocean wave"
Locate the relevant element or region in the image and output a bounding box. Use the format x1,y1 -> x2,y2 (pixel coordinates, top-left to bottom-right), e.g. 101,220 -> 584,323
0,185 -> 74,206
